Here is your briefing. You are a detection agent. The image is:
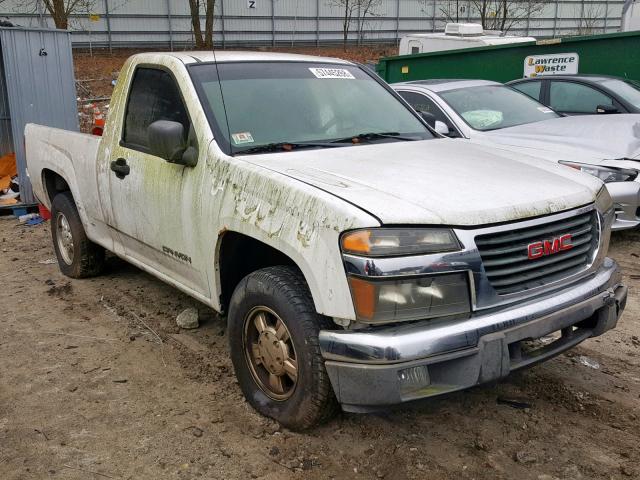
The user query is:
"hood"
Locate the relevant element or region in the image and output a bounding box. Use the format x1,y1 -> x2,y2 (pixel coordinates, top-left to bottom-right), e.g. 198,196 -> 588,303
238,139 -> 602,226
480,114 -> 640,162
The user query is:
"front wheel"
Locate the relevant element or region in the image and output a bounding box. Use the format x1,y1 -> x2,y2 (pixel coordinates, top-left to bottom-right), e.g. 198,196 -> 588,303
228,266 -> 338,430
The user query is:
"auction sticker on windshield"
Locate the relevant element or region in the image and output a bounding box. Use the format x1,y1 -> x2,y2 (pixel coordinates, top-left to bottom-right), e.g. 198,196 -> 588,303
309,68 -> 355,79
523,53 -> 579,78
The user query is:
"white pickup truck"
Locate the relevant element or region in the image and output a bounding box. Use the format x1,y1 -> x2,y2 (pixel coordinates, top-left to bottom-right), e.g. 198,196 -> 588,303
26,52 -> 627,430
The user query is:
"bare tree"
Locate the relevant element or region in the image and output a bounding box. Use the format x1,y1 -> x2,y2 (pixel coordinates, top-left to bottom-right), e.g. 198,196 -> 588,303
14,0 -> 97,29
188,0 -> 215,49
330,0 -> 357,50
420,0 -> 549,33
427,0 -> 465,24
329,0 -> 382,51
576,3 -> 604,35
355,0 -> 382,45
472,0 -> 549,32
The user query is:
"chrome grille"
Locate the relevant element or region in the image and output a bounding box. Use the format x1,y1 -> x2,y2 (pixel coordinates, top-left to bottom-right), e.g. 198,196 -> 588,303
475,211 -> 598,295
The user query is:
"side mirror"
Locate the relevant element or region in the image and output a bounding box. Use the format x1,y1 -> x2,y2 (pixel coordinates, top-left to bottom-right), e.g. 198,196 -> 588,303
419,111 -> 436,128
434,120 -> 451,136
596,104 -> 618,114
148,120 -> 188,164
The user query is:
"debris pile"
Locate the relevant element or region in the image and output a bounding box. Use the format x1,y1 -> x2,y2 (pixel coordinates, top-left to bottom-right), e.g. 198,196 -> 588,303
0,152 -> 19,206
79,101 -> 109,136
75,72 -> 117,135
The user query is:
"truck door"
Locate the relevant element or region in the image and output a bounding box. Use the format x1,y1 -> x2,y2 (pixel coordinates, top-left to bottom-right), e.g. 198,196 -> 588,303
98,66 -> 209,298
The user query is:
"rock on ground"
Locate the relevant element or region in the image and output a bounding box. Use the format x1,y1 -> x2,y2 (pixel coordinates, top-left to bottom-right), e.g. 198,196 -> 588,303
177,307 -> 199,329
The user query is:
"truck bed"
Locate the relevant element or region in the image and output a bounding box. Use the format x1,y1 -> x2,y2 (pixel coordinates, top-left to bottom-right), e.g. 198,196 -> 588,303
25,123 -> 103,226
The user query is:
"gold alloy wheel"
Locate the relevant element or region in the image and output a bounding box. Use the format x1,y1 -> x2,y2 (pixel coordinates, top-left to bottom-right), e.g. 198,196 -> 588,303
243,306 -> 298,401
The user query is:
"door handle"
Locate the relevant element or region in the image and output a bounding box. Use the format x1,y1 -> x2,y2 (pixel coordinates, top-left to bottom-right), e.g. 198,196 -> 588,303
110,158 -> 130,179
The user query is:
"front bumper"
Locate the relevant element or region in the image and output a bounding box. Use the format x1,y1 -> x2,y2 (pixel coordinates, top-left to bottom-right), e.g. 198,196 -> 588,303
320,258 -> 626,411
607,181 -> 640,230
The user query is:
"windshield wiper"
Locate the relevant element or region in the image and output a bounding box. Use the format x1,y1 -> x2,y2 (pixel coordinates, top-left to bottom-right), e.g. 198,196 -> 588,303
330,131 -> 418,143
235,141 -> 348,155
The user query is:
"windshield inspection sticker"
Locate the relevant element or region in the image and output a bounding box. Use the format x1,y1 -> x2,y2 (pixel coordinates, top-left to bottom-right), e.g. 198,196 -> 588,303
232,132 -> 254,144
309,67 -> 355,79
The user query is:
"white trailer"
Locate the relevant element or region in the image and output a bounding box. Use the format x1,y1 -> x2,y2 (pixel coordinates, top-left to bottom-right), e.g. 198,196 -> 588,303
399,23 -> 535,56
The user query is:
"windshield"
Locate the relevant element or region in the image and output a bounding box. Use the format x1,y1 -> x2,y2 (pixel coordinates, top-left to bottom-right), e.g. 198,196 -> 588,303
189,62 -> 432,154
601,79 -> 640,109
439,85 -> 560,131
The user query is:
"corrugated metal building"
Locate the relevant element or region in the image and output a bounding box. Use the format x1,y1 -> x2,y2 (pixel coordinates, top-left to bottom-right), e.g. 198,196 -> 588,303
0,27 -> 78,205
0,47 -> 13,162
0,0 -> 628,49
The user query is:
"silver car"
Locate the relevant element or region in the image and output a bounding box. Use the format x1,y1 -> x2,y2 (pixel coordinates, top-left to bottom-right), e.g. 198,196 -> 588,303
393,79 -> 640,230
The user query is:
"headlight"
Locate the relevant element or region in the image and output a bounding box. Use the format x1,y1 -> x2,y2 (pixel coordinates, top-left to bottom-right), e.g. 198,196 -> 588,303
347,272 -> 471,324
341,228 -> 461,257
559,161 -> 638,183
341,228 -> 468,324
595,185 -> 613,213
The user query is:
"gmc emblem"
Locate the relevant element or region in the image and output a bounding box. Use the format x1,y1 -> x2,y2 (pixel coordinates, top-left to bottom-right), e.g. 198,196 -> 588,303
527,234 -> 573,260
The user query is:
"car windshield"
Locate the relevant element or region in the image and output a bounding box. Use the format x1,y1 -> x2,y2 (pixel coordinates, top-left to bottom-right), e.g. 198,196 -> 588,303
439,85 -> 560,131
601,79 -> 640,109
189,62 -> 433,154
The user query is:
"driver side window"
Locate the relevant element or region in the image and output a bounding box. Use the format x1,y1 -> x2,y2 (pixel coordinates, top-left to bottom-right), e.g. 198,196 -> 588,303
123,67 -> 191,153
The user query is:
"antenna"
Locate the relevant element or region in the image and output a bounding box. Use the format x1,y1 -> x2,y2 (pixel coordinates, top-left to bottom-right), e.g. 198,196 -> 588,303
212,27 -> 233,154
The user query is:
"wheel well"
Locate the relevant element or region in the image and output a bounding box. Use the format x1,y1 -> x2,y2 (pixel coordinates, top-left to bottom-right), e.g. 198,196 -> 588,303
42,169 -> 71,203
218,232 -> 298,312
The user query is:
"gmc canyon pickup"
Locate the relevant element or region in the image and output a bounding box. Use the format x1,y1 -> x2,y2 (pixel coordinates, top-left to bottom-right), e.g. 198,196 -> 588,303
26,52 -> 627,430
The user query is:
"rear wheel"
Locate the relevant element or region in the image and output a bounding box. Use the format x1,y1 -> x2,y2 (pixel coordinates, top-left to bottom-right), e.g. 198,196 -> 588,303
228,266 -> 338,430
51,191 -> 105,278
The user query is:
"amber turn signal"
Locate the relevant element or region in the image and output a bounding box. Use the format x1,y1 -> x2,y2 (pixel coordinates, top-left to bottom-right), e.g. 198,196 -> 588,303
341,230 -> 371,254
348,276 -> 376,320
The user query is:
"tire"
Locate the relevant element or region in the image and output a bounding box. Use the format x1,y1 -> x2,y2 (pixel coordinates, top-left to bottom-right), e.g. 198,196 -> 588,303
228,266 -> 338,430
50,191 -> 105,278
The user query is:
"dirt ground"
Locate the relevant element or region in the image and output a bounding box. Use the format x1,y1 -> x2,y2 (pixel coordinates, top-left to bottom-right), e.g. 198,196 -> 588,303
1,216 -> 639,480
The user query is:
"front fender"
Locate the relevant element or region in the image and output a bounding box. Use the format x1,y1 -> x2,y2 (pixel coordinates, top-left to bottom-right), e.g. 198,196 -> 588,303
205,153 -> 378,321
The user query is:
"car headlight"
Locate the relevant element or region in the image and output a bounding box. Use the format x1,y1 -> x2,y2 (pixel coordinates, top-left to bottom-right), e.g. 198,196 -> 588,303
595,185 -> 613,213
341,229 -> 469,324
341,228 -> 461,257
559,160 -> 638,183
346,273 -> 471,324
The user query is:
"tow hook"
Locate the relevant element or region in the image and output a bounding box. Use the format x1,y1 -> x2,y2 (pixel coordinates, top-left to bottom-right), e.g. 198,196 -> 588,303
603,291 -> 616,306
614,285 -> 628,314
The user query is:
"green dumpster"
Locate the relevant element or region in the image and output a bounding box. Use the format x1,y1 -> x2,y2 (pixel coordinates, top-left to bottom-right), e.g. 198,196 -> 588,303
377,31 -> 640,84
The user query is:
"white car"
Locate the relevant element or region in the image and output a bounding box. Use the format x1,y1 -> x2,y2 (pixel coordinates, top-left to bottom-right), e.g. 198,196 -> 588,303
393,80 -> 640,230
